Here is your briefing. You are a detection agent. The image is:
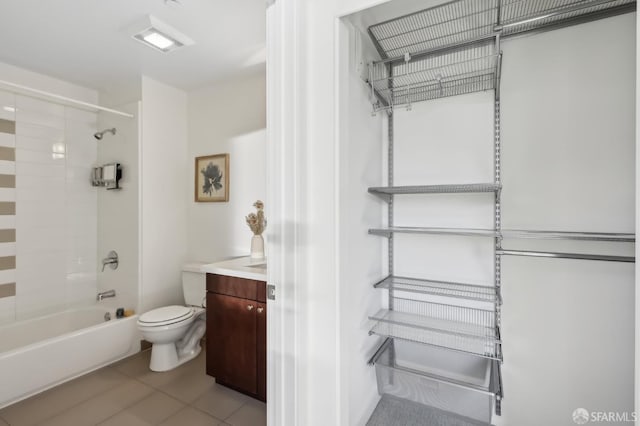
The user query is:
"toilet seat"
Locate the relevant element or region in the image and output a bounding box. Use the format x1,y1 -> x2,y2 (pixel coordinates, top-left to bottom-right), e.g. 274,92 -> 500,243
138,305 -> 195,327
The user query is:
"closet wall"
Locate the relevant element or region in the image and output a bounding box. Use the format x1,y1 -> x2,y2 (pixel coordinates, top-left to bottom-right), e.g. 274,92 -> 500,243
497,13 -> 635,426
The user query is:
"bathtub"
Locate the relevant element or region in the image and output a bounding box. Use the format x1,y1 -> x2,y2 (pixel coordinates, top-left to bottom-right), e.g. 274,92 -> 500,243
0,306 -> 140,408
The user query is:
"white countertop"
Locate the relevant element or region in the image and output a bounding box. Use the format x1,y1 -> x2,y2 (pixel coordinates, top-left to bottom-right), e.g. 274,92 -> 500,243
201,256 -> 267,281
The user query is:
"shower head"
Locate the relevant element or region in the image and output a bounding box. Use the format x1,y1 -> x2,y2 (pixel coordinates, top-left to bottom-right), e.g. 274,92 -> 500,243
94,128 -> 116,140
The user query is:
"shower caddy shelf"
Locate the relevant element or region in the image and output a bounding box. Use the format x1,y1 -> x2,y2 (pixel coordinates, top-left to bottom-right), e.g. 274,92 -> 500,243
363,0 -> 636,422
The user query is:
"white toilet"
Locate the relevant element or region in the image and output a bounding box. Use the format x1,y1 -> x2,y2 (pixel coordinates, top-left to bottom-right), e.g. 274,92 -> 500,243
137,264 -> 207,372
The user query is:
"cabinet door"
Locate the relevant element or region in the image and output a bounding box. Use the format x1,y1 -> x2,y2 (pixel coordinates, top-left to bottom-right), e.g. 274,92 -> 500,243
207,293 -> 257,394
256,302 -> 267,402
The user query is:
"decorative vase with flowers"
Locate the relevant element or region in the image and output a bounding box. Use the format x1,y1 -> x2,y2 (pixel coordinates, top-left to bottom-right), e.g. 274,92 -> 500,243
245,200 -> 266,259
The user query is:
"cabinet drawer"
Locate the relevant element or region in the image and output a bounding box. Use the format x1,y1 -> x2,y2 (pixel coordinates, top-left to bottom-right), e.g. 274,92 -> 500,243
207,273 -> 266,302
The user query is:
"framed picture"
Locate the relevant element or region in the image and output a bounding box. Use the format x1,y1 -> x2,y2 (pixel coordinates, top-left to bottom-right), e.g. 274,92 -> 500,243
195,154 -> 229,202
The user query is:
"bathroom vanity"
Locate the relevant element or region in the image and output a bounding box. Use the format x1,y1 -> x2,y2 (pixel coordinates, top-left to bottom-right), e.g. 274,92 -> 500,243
203,257 -> 267,402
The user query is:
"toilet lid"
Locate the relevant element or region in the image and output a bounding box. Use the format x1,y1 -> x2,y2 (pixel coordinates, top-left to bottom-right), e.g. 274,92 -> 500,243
138,306 -> 194,325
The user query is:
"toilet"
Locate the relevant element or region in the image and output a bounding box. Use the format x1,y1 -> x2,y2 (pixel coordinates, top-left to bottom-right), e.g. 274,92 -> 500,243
137,264 -> 207,372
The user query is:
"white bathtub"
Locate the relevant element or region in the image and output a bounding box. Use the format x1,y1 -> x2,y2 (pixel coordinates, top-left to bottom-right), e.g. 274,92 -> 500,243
0,306 -> 140,408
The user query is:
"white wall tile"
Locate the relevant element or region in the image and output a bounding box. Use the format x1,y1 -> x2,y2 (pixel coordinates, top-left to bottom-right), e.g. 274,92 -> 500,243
0,295 -> 16,326
16,186 -> 64,202
15,226 -> 66,254
15,135 -> 62,152
16,122 -> 64,142
16,201 -> 65,228
0,90 -> 16,122
0,216 -> 16,229
66,165 -> 92,182
0,134 -> 15,148
16,284 -> 67,320
15,96 -> 64,118
0,243 -> 17,257
15,162 -> 65,177
0,160 -> 16,175
65,108 -> 97,126
17,251 -> 66,290
0,269 -> 16,285
16,110 -> 65,130
16,174 -> 64,189
0,188 -> 15,201
16,148 -> 66,165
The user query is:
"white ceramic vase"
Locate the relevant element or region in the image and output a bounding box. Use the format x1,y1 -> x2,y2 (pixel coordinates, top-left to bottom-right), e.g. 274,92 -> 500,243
250,234 -> 265,259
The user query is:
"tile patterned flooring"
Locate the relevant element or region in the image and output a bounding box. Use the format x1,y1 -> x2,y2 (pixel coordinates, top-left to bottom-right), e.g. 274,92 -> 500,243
0,349 -> 266,426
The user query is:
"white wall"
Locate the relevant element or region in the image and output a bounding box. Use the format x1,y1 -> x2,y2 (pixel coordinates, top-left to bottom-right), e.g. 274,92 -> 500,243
338,20 -> 385,426
187,72 -> 266,263
140,76 -> 188,312
496,15 -> 635,426
97,101 -> 141,313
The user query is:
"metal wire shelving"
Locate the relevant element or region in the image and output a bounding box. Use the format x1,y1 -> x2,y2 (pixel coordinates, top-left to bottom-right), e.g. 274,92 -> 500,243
363,0 -> 636,422
369,298 -> 501,360
368,0 -> 635,61
367,0 -> 635,109
369,41 -> 499,107
374,276 -> 501,304
368,183 -> 500,201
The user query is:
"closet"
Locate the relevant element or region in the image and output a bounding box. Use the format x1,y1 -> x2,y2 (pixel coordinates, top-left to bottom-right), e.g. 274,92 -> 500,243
342,1 -> 636,424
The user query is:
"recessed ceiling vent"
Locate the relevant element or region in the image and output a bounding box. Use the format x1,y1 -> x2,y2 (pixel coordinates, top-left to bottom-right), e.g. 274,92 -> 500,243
126,15 -> 194,53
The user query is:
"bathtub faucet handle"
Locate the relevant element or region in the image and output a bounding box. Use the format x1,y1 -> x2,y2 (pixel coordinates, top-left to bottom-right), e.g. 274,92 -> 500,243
101,250 -> 119,272
97,289 -> 116,301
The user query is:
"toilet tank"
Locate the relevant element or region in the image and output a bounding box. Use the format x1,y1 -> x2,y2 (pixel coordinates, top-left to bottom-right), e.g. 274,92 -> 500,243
182,263 -> 207,307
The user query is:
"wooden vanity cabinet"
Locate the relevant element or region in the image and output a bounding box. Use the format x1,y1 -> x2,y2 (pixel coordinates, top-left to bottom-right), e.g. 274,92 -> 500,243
206,273 -> 266,402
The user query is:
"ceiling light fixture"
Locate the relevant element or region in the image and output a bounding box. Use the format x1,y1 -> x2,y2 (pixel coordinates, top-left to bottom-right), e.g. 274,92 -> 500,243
126,15 -> 194,53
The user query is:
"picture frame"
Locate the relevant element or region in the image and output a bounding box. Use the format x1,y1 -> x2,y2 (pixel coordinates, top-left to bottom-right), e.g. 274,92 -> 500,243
195,153 -> 229,202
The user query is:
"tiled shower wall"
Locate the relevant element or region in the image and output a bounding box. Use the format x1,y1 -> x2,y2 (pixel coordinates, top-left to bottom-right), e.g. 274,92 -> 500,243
0,90 -> 98,324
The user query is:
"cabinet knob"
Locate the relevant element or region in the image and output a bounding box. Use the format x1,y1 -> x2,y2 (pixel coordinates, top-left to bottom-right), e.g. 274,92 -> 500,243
247,304 -> 254,311
257,307 -> 264,313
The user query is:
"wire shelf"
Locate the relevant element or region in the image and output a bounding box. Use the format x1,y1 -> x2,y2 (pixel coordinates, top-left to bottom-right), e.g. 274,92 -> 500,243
369,227 -> 498,238
368,0 -> 635,60
372,339 -> 498,396
369,297 -> 501,359
366,0 -> 635,106
370,41 -> 498,106
500,0 -> 636,35
374,275 -> 500,304
368,0 -> 500,59
368,183 -> 500,201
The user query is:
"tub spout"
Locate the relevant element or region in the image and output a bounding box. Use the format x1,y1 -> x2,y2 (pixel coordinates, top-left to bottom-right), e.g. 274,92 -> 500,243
97,290 -> 116,301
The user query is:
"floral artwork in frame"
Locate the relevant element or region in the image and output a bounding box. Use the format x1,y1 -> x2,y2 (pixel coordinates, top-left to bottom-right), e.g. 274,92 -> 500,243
195,153 -> 229,202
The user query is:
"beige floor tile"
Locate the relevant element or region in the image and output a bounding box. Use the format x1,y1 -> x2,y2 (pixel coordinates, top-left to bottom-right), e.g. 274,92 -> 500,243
0,368 -> 127,426
160,406 -> 221,426
225,399 -> 266,426
159,367 -> 216,403
97,411 -> 152,426
113,349 -> 207,389
111,350 -> 153,378
39,379 -> 154,426
192,384 -> 250,420
98,391 -> 184,425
